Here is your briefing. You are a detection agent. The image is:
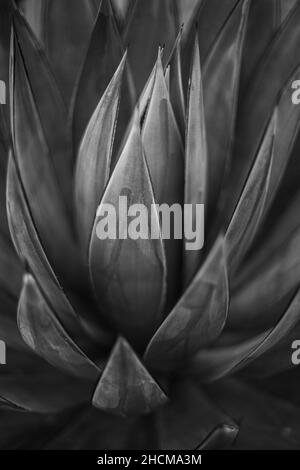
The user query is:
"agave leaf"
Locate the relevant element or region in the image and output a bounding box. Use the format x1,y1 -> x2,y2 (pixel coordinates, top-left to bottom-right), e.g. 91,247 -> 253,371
236,190 -> 300,291
142,54 -> 184,205
7,155 -> 111,348
109,51 -> 158,175
18,274 -> 102,381
183,34 -> 207,284
204,378 -> 300,450
72,0 -> 123,152
197,424 -> 239,450
109,55 -> 157,174
231,61 -> 300,289
10,31 -> 81,288
89,115 -> 167,349
75,52 -> 126,252
6,155 -> 77,327
13,10 -> 73,214
155,378 -> 234,450
259,66 -> 300,217
0,348 -> 94,413
229,225 -> 300,328
231,2 -> 300,221
225,111 -> 275,273
190,286 -> 300,382
142,53 -> 184,311
92,337 -> 168,416
188,331 -> 269,382
145,237 -> 228,371
18,0 -> 99,104
202,0 -> 250,222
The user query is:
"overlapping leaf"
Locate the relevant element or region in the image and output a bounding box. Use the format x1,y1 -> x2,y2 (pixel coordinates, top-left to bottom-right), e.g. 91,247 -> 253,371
190,285 -> 300,382
6,155 -> 77,329
183,35 -> 207,284
10,29 -> 80,288
229,224 -> 300,328
18,274 -> 101,380
145,237 -> 228,370
225,111 -> 275,273
142,54 -> 184,311
202,0 -> 250,222
72,0 -> 123,152
18,0 -> 99,103
89,115 -> 167,349
75,52 -> 126,252
13,10 -> 73,213
231,2 -> 300,221
232,188 -> 300,294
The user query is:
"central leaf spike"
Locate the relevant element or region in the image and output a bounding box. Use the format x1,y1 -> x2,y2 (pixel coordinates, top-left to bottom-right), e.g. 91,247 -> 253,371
92,337 -> 168,416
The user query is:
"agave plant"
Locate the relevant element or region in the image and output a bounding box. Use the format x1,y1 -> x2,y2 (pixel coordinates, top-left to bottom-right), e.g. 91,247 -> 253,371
2,0 -> 300,450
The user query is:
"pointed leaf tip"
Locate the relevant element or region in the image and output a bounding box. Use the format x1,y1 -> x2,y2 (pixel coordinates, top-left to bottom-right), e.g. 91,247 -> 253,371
75,51 -> 127,252
72,0 -> 123,151
18,274 -> 101,381
145,236 -> 228,371
183,33 -> 207,284
89,116 -> 167,349
142,49 -> 184,310
92,337 -> 168,416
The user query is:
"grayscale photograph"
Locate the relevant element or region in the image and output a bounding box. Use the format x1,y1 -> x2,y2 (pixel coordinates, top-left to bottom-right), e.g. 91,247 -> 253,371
0,0 -> 300,457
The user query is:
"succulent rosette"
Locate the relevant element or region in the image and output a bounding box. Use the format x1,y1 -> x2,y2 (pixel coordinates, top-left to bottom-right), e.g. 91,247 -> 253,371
1,0 -> 300,450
